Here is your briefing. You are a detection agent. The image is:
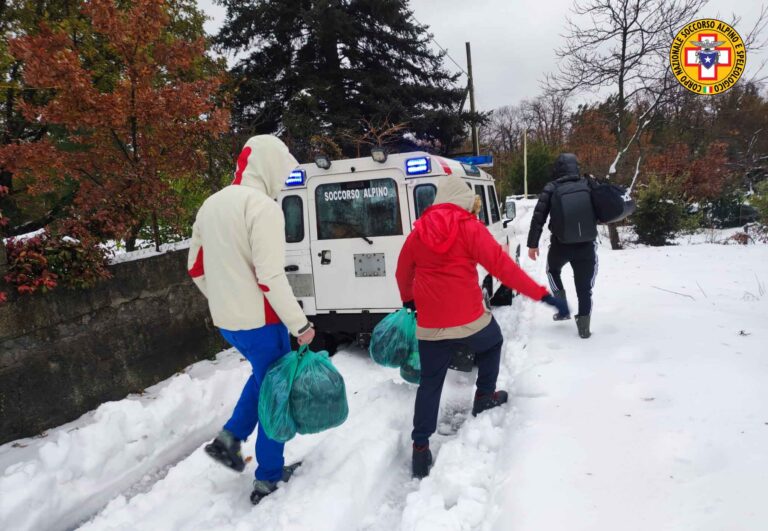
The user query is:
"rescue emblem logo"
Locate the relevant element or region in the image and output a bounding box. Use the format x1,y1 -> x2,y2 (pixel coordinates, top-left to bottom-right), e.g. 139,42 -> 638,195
670,19 -> 746,95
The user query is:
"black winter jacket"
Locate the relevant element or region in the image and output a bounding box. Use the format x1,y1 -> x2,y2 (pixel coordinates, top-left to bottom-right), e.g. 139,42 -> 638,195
527,153 -> 590,248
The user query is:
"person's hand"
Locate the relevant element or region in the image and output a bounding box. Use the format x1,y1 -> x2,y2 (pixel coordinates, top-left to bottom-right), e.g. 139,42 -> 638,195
541,294 -> 570,319
528,248 -> 539,261
297,326 -> 316,346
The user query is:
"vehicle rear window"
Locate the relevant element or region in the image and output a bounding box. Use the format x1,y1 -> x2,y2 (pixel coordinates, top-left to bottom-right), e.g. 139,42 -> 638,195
316,178 -> 403,240
474,184 -> 489,225
414,184 -> 436,219
487,185 -> 501,223
282,195 -> 304,243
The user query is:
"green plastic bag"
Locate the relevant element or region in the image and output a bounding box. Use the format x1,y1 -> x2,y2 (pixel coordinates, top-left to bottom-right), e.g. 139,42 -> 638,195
399,349 -> 421,384
259,346 -> 349,442
369,308 -> 417,368
291,347 -> 349,434
258,351 -> 300,443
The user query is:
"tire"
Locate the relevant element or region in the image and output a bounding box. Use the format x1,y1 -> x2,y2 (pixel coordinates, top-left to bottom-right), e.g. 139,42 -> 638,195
482,276 -> 493,309
290,332 -> 339,355
490,285 -> 514,306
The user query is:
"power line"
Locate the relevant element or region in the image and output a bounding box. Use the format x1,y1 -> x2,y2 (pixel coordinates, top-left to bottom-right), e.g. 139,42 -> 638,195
410,13 -> 469,77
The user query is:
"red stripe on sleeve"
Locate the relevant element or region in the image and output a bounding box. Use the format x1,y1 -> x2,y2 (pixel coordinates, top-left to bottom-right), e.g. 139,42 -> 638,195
189,247 -> 205,278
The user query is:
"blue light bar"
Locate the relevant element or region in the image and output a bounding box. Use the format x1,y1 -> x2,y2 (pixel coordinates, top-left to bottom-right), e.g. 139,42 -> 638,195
461,163 -> 481,177
405,157 -> 431,176
285,169 -> 306,187
454,155 -> 494,167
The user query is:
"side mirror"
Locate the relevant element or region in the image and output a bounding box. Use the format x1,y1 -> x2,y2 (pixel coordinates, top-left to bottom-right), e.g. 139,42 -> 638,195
505,202 -> 516,221
503,219 -> 512,228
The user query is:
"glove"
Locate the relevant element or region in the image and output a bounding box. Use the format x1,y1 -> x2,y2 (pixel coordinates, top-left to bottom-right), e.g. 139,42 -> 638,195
403,300 -> 416,312
541,294 -> 569,319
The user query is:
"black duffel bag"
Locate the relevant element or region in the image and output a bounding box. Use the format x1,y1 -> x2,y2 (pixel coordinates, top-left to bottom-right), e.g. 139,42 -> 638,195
591,182 -> 636,223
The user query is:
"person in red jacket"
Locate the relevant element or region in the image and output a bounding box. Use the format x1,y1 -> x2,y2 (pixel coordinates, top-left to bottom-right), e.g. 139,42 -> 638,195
396,175 -> 568,478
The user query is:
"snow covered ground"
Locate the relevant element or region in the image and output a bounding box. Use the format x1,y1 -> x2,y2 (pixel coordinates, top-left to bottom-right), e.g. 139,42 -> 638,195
1,204 -> 767,531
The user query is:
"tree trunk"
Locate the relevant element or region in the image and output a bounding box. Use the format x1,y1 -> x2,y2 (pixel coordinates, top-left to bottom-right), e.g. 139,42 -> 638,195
0,239 -> 7,277
151,211 -> 161,252
125,222 -> 143,252
608,223 -> 621,250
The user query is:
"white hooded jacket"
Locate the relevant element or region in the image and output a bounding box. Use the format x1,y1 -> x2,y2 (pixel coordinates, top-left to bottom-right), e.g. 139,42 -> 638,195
187,135 -> 311,336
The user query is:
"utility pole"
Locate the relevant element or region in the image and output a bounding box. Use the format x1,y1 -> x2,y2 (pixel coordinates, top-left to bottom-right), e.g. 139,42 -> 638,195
465,42 -> 479,156
523,129 -> 528,197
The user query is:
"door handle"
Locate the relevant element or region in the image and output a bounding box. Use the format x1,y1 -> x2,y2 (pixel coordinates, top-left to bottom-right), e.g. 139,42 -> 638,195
319,250 -> 332,265
284,265 -> 299,272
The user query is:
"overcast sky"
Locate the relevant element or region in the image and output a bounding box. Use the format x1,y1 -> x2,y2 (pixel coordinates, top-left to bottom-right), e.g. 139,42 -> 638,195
196,0 -> 766,111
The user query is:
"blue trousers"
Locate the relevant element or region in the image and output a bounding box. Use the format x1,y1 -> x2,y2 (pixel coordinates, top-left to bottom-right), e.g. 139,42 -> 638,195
220,324 -> 291,481
412,318 -> 504,446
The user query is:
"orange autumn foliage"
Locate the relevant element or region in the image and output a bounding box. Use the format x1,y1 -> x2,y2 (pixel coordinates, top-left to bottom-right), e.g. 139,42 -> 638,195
0,0 -> 229,242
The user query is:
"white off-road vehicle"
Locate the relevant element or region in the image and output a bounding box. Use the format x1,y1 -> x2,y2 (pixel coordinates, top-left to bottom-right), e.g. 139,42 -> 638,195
278,150 -> 521,351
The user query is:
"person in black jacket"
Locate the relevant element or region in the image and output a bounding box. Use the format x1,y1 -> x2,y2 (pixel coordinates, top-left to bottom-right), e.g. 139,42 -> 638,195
527,153 -> 597,339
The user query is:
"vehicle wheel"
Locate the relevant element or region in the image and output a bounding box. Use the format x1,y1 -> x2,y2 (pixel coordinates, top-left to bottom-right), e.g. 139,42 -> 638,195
322,333 -> 339,356
482,276 -> 493,309
290,332 -> 337,355
490,285 -> 514,306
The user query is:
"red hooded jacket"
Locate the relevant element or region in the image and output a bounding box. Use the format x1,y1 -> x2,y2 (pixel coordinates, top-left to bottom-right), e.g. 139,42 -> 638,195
396,203 -> 548,329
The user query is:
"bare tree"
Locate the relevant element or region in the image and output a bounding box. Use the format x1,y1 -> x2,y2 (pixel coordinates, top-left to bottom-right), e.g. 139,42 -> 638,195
482,105 -> 527,154
526,92 -> 570,149
483,92 -> 570,154
339,117 -> 408,157
548,0 -> 707,249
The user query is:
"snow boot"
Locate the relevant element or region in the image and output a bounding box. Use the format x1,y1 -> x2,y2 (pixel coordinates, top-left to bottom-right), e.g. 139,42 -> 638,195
412,444 -> 433,479
250,462 -> 302,505
552,289 -> 571,321
472,390 -> 509,417
575,315 -> 591,338
204,429 -> 245,472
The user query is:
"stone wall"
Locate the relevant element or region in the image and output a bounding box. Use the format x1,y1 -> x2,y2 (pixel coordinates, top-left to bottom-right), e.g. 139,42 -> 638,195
0,248 -> 226,444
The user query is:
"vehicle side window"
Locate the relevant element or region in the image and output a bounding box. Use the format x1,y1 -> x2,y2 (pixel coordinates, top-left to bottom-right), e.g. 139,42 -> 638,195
474,184 -> 489,225
315,178 -> 403,240
487,185 -> 501,223
282,195 -> 304,243
414,184 -> 436,219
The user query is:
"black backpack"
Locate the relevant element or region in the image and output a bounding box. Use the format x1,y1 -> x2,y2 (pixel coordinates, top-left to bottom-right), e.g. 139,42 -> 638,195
590,182 -> 636,224
550,178 -> 598,243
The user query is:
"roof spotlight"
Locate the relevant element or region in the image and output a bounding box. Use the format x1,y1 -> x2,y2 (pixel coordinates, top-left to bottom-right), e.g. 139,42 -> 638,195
371,146 -> 388,163
315,155 -> 332,170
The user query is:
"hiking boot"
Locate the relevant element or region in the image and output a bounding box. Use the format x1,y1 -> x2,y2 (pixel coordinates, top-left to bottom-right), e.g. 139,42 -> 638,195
575,315 -> 591,338
552,289 -> 571,321
412,444 -> 433,479
204,430 -> 245,472
472,390 -> 509,417
250,462 -> 302,505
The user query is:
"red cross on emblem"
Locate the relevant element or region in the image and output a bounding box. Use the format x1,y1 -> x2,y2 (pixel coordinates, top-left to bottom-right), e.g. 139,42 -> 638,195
684,33 -> 732,82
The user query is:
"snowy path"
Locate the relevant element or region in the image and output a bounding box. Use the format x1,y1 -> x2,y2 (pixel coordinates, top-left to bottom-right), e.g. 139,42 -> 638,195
72,296 -> 537,531
483,242 -> 768,531
2,204 -> 767,530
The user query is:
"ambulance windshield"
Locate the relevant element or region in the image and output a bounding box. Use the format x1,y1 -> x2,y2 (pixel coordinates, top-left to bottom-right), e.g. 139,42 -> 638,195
315,178 -> 402,240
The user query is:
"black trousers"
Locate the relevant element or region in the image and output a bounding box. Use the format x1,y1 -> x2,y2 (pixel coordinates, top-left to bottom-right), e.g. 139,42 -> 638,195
412,318 -> 503,446
546,238 -> 598,316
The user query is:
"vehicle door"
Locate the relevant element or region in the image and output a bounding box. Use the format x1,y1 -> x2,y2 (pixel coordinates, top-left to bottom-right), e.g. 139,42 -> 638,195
280,190 -> 317,314
309,172 -> 408,311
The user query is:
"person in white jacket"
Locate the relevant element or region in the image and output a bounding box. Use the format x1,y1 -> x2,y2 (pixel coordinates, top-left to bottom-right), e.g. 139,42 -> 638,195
188,135 -> 315,505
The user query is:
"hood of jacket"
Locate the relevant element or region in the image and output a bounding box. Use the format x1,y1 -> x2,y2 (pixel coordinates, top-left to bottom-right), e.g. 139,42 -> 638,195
232,135 -> 299,199
433,175 -> 475,211
415,176 -> 476,254
551,153 -> 580,180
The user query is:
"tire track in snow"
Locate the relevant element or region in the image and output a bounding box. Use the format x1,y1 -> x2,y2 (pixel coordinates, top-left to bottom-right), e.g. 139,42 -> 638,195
77,351 -> 416,531
362,202 -> 548,531
0,350 -> 250,531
